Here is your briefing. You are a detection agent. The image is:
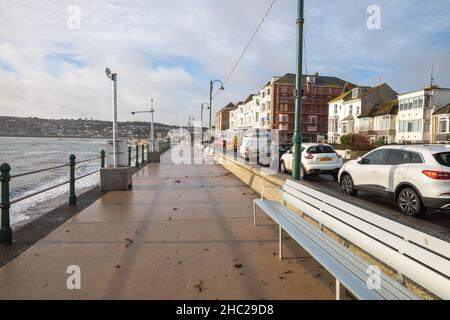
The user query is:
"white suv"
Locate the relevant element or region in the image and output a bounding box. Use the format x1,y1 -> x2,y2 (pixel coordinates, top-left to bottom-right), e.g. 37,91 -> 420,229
339,145 -> 450,218
280,143 -> 343,180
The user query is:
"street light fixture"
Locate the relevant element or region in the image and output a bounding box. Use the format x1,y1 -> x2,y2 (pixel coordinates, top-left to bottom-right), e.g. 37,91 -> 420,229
209,80 -> 225,131
131,99 -> 156,152
105,67 -> 118,167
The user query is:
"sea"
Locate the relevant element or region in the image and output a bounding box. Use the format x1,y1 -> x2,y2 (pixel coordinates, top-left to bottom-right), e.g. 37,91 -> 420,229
0,137 -> 108,227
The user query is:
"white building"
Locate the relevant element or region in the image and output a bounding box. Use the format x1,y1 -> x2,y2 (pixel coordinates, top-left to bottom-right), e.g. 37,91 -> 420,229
396,86 -> 450,144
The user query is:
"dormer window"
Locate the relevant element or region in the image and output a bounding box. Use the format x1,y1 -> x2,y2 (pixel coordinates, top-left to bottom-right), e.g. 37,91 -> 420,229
352,88 -> 360,99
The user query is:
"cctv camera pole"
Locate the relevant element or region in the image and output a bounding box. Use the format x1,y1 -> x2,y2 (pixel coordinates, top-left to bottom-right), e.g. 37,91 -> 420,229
292,0 -> 304,181
112,73 -> 118,168
150,99 -> 155,152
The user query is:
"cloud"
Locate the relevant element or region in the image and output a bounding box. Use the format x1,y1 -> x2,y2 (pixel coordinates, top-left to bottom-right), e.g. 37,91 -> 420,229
0,0 -> 449,126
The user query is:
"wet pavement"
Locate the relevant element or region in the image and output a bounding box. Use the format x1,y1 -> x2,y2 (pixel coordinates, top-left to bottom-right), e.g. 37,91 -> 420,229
0,149 -> 334,300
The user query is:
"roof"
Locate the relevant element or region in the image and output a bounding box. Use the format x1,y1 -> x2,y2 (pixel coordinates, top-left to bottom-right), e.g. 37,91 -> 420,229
274,73 -> 356,88
328,86 -> 373,104
359,99 -> 399,118
433,103 -> 450,115
342,115 -> 355,122
216,103 -> 236,114
243,94 -> 256,104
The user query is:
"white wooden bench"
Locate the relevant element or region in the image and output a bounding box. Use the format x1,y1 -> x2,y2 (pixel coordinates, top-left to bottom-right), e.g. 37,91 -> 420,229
254,180 -> 450,300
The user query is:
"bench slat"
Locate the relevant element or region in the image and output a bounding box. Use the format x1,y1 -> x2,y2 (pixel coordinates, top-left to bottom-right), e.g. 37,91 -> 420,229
283,192 -> 450,299
260,200 -> 418,300
283,184 -> 450,278
284,179 -> 450,258
271,202 -> 419,300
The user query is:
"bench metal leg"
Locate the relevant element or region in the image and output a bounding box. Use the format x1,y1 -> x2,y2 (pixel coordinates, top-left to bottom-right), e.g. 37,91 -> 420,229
254,202 -> 257,227
279,225 -> 283,260
336,279 -> 341,300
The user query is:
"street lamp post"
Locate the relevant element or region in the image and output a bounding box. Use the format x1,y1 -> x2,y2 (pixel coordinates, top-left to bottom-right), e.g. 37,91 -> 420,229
201,103 -> 209,144
292,0 -> 304,181
209,80 -> 225,131
105,68 -> 118,168
131,99 -> 156,152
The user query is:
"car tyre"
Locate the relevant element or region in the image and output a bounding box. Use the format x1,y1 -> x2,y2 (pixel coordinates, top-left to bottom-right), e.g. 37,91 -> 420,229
280,161 -> 288,174
332,172 -> 339,182
341,174 -> 358,196
398,188 -> 425,218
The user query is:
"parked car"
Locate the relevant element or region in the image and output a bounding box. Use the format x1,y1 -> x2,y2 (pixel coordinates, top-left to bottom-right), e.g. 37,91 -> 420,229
338,144 -> 450,218
239,134 -> 270,162
280,143 -> 343,180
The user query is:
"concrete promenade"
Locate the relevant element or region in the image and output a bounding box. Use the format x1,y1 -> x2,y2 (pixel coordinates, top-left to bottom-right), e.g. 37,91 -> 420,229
0,150 -> 334,300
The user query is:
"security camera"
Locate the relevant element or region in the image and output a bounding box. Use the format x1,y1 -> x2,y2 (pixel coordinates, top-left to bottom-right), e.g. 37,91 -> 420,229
105,68 -> 112,78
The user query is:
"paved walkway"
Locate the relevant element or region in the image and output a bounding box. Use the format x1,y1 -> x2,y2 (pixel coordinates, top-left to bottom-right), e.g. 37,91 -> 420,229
0,150 -> 334,300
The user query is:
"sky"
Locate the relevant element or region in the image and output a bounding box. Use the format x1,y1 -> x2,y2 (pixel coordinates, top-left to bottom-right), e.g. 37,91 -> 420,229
0,0 -> 449,126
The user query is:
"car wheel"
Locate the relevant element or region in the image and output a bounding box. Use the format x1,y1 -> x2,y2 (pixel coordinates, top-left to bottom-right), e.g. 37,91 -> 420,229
398,188 -> 425,218
341,174 -> 358,196
280,161 -> 288,174
301,165 -> 306,179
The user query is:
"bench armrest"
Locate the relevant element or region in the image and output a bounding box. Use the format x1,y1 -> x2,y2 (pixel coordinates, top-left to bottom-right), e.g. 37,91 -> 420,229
261,186 -> 283,201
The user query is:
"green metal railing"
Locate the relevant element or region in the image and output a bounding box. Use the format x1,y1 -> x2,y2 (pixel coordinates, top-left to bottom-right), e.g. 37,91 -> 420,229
0,143 -> 165,245
158,139 -> 171,153
0,152 -> 105,245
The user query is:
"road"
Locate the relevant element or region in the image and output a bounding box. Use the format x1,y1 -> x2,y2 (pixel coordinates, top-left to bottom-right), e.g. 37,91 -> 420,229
217,148 -> 450,242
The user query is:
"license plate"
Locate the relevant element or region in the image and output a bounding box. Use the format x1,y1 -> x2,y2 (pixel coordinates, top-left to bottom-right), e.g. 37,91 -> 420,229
320,157 -> 333,162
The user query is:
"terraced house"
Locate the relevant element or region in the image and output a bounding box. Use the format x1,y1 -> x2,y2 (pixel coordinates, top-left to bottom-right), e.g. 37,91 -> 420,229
396,85 -> 450,144
327,83 -> 398,144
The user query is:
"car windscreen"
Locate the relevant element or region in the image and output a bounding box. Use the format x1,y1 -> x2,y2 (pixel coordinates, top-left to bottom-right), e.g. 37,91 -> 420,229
307,146 -> 335,154
434,152 -> 450,167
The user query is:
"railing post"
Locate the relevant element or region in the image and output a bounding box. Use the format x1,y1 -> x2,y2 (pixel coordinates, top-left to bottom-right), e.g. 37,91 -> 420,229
69,155 -> 77,206
136,145 -> 139,168
0,163 -> 12,245
142,144 -> 145,164
101,150 -> 106,168
128,146 -> 132,167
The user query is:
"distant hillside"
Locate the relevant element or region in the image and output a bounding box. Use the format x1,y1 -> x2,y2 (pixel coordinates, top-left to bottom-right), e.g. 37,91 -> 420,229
0,116 -> 180,139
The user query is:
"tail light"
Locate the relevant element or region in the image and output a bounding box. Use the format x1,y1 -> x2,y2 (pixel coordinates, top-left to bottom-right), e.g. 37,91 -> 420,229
304,153 -> 314,160
422,170 -> 450,180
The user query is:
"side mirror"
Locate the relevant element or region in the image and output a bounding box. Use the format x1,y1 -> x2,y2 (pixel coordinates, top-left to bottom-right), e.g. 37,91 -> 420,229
357,157 -> 363,164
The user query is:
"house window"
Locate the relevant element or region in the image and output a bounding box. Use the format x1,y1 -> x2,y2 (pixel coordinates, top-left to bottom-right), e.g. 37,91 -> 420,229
279,114 -> 289,123
334,104 -> 338,114
308,115 -> 317,132
349,105 -> 353,115
439,118 -> 447,133
342,123 -> 348,134
281,86 -> 287,93
379,116 -> 390,130
279,103 -> 288,112
268,89 -> 271,95
356,106 -> 360,115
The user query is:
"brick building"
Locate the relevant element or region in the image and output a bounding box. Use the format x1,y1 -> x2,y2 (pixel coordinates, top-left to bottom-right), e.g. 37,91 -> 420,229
215,103 -> 236,132
271,73 -> 354,144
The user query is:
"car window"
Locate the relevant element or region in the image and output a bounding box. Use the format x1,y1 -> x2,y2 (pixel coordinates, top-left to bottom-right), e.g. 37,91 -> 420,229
434,153 -> 450,167
307,146 -> 335,154
409,152 -> 423,164
361,150 -> 385,165
385,150 -> 409,165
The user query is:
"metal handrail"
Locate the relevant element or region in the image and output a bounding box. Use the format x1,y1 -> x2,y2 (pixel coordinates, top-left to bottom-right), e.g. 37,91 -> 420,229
9,169 -> 101,205
11,156 -> 101,179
